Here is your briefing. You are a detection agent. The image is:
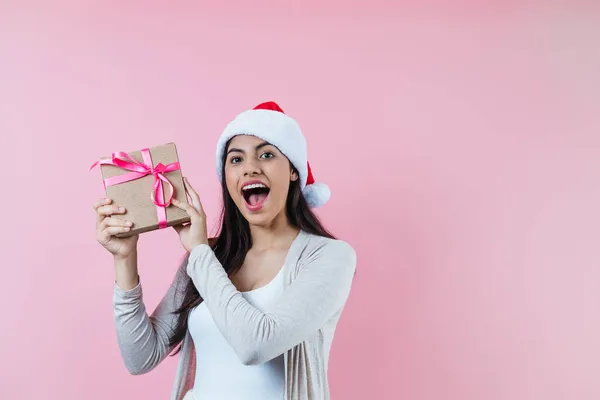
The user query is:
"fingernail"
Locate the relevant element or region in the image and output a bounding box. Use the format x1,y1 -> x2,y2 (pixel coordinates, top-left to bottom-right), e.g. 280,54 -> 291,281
126,221 -> 133,226
119,207 -> 125,212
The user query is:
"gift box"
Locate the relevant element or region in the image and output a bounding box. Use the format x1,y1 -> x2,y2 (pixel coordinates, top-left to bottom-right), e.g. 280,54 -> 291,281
90,142 -> 191,238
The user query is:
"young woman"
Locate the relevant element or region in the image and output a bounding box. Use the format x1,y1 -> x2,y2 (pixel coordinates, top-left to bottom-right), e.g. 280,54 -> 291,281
93,101 -> 357,400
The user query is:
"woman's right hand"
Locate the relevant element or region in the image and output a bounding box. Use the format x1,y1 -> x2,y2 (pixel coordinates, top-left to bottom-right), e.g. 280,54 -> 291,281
94,198 -> 139,259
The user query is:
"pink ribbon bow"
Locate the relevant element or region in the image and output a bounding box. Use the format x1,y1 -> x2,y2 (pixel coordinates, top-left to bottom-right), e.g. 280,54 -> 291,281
90,148 -> 180,229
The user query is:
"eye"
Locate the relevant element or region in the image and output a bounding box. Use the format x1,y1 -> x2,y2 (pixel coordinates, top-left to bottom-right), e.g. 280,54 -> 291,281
260,152 -> 274,159
230,156 -> 242,164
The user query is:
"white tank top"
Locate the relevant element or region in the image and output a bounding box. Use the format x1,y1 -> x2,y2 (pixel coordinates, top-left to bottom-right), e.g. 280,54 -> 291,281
188,266 -> 286,399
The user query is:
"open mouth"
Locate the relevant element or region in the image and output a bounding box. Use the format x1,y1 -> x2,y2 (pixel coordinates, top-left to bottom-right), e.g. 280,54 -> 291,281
241,183 -> 270,209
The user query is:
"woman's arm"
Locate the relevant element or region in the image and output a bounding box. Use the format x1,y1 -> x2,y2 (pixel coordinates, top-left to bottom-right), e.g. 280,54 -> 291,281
186,239 -> 356,365
113,253 -> 189,375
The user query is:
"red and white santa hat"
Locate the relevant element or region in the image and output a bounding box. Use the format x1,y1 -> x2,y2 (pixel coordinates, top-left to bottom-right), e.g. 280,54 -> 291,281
215,101 -> 331,208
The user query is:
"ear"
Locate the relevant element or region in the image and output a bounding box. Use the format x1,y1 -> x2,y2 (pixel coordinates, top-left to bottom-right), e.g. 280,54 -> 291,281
290,169 -> 299,182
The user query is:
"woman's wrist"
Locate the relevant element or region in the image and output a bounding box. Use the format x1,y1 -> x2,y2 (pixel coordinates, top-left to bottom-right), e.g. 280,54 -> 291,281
114,250 -> 139,291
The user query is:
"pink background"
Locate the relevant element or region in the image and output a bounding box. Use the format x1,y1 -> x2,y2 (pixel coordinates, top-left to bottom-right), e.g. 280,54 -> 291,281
2,2 -> 600,399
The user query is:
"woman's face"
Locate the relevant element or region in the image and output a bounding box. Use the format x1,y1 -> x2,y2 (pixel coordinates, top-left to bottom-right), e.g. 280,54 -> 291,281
224,134 -> 298,226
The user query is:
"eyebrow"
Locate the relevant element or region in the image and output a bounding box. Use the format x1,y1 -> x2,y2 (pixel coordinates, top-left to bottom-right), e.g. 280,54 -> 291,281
227,141 -> 272,155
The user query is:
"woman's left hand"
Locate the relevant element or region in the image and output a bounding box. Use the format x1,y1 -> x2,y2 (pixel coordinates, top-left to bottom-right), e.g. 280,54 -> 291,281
171,177 -> 209,253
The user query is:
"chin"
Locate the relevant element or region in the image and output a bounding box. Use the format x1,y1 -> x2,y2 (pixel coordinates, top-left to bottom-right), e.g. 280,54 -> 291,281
244,214 -> 274,227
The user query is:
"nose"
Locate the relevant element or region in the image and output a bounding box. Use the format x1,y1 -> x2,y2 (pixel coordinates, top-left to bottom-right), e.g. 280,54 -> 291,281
243,158 -> 261,176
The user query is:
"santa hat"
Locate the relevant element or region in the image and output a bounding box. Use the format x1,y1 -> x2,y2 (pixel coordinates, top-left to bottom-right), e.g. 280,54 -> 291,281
215,101 -> 330,208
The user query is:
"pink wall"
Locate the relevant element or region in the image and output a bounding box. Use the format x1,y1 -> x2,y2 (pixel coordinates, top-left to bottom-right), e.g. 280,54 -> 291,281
2,2 -> 599,399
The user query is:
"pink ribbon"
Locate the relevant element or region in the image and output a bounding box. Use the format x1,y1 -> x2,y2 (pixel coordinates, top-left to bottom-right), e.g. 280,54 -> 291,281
90,148 -> 180,229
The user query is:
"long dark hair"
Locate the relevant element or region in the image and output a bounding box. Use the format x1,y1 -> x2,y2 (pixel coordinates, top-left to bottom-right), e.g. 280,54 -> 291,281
167,139 -> 335,354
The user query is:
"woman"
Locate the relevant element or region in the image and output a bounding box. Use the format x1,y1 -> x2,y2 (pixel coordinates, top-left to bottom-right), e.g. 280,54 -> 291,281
93,101 -> 357,400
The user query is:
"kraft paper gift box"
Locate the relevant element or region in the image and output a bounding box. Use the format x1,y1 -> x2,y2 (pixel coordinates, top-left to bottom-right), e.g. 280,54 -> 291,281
90,142 -> 191,238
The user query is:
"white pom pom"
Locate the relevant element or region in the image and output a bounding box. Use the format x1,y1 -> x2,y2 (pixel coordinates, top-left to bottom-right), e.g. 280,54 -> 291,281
302,182 -> 331,208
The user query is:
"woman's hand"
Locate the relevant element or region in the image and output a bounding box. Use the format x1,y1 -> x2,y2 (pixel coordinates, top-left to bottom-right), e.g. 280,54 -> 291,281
172,177 -> 209,253
94,198 -> 139,259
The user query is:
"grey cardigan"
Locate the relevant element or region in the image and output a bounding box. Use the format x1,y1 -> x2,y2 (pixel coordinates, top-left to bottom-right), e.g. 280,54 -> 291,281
112,229 -> 357,399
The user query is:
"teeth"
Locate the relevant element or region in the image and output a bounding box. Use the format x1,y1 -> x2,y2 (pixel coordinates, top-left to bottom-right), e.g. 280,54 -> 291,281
242,183 -> 267,191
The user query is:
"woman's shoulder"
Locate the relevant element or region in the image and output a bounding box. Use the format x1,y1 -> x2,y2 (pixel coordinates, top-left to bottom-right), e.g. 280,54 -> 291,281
300,231 -> 357,268
306,232 -> 355,254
